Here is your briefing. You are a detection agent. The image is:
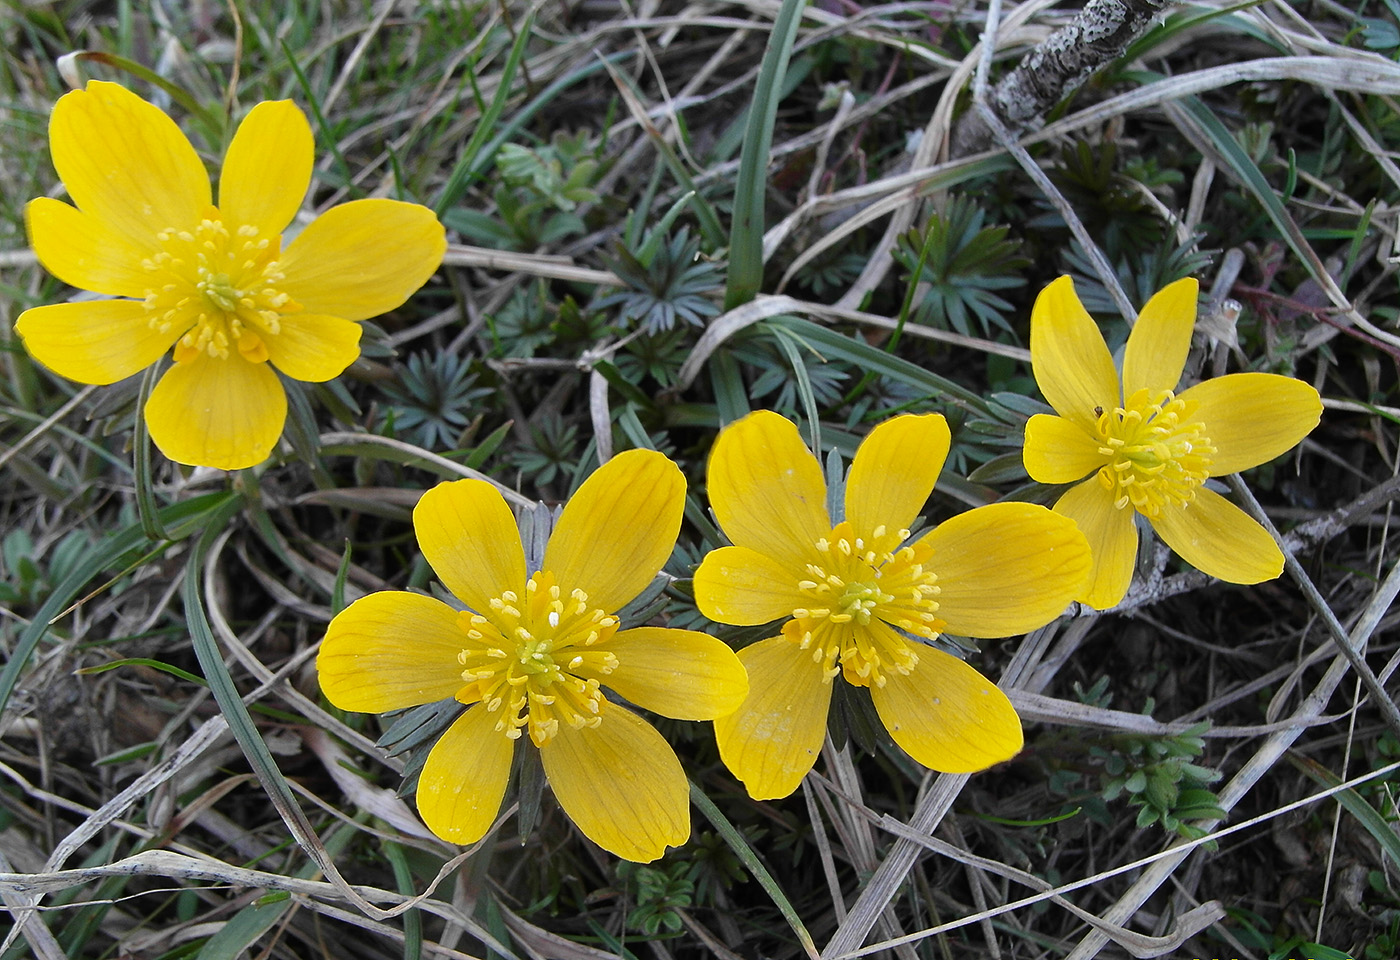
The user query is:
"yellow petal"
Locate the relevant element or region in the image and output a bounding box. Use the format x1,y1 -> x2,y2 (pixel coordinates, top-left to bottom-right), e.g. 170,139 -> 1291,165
586,626 -> 748,720
870,648 -> 1022,773
219,100 -> 313,236
1122,277 -> 1198,398
15,299 -> 180,385
920,502 -> 1090,637
265,313 -> 361,382
694,545 -> 805,626
417,704 -> 514,846
413,479 -> 527,616
544,449 -> 684,613
540,700 -> 688,862
50,81 -> 209,244
27,198 -> 155,297
845,414 -> 949,538
279,199 -> 445,321
1023,413 -> 1107,484
317,592 -> 468,713
1030,276 -> 1120,432
145,352 -> 286,470
1177,373 -> 1322,476
1054,477 -> 1138,610
714,636 -> 831,800
708,410 -> 829,571
1149,486 -> 1283,584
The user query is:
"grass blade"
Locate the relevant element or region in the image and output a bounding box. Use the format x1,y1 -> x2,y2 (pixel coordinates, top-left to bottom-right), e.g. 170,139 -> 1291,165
769,324 -> 821,453
132,363 -> 166,541
183,516 -> 342,899
1176,96 -> 1328,290
708,349 -> 750,425
0,491 -> 238,715
724,0 -> 807,309
197,825 -> 358,960
599,58 -> 727,249
434,14 -> 535,217
766,316 -> 990,412
282,40 -> 356,195
1291,753 -> 1400,869
690,781 -> 818,960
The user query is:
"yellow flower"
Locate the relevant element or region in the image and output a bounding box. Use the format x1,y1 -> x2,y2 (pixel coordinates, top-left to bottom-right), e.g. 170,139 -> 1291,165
317,450 -> 748,861
1022,276 -> 1323,609
15,81 -> 445,470
693,411 -> 1091,800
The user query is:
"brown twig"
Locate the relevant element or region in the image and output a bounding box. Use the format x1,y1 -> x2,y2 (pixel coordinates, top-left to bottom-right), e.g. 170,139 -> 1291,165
952,0 -> 1178,156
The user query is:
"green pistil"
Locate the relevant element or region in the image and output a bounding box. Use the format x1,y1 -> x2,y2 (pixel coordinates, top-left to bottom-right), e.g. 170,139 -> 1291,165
198,273 -> 242,313
834,581 -> 893,625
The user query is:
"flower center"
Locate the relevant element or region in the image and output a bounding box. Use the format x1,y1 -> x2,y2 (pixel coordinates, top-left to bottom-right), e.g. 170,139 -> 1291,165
198,272 -> 243,314
455,571 -> 620,746
140,208 -> 300,364
1093,388 -> 1216,517
787,521 -> 943,688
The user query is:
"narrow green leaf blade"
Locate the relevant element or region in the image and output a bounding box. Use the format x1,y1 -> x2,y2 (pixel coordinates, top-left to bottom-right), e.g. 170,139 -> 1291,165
433,15 -> 536,216
690,781 -> 818,960
0,491 -> 238,715
765,316 -> 990,412
724,0 -> 807,309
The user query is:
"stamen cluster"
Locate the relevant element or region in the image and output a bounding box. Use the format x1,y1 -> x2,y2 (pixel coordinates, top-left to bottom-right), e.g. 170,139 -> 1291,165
456,572 -> 620,747
1093,388 -> 1215,517
142,211 -> 298,363
787,521 -> 943,688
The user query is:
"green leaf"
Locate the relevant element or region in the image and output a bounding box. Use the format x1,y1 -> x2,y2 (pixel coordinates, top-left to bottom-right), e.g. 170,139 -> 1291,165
1123,2 -> 1280,62
75,658 -> 207,687
0,492 -> 239,716
974,807 -> 1082,828
690,782 -> 818,959
1291,754 -> 1400,870
198,825 -> 358,960
966,452 -> 1029,484
1176,96 -> 1332,299
434,15 -> 536,216
282,40 -> 357,197
724,0 -> 807,309
197,898 -> 291,960
331,540 -> 353,617
709,349 -> 751,424
765,316 -> 990,412
133,363 -> 167,540
435,40 -> 636,219
1268,940 -> 1356,960
768,324 -> 821,453
382,840 -> 423,960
